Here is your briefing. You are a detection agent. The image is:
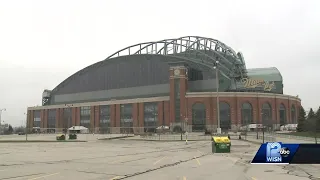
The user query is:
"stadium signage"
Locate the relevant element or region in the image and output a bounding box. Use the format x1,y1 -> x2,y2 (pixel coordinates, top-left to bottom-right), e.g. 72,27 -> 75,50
241,78 -> 275,91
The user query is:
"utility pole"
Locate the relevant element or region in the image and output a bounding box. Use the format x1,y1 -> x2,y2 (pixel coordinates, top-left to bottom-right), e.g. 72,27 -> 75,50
24,112 -> 28,141
64,104 -> 73,137
180,113 -> 183,141
163,101 -> 165,126
213,61 -> 221,134
0,108 -> 6,126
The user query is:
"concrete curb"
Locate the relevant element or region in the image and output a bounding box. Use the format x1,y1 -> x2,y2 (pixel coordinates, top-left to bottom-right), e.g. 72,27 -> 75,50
0,140 -> 87,143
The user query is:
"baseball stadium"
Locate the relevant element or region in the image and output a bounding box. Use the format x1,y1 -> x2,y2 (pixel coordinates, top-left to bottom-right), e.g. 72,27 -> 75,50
26,36 -> 301,134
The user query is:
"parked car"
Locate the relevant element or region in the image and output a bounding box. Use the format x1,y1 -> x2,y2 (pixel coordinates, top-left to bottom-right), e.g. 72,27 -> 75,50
156,126 -> 170,133
18,132 -> 25,135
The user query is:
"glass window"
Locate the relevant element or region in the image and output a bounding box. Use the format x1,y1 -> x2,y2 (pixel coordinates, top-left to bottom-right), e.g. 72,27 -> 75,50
241,102 -> 253,125
192,103 -> 206,131
80,106 -> 91,128
219,102 -> 231,131
33,110 -> 41,128
174,79 -> 180,122
63,108 -> 72,129
144,102 -> 158,132
120,104 -> 133,133
291,105 -> 296,124
80,106 -> 91,116
262,103 -> 272,127
279,104 -> 286,126
100,105 -> 110,133
48,109 -> 56,129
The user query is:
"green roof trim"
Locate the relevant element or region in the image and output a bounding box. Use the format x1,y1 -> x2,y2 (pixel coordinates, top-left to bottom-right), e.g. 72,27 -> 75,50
247,67 -> 282,81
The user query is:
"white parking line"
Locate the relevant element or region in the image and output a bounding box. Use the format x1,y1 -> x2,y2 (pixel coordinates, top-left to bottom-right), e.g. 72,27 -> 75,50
27,172 -> 60,180
194,156 -> 201,165
153,156 -> 166,165
109,176 -> 124,180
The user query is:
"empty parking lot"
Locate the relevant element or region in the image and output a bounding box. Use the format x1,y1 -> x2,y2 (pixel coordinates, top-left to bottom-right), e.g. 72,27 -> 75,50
0,136 -> 319,180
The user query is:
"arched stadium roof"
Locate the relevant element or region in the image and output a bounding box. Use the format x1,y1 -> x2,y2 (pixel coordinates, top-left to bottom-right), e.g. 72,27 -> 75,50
51,36 -> 247,94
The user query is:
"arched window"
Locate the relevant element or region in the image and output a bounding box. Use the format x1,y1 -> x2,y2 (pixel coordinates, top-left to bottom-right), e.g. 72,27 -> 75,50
120,104 -> 133,133
220,102 -> 231,130
100,105 -> 111,133
47,109 -> 56,133
262,103 -> 272,126
80,106 -> 91,128
33,110 -> 41,128
241,103 -> 253,125
192,103 -> 206,131
291,105 -> 296,124
279,104 -> 286,126
144,102 -> 158,132
63,108 -> 72,130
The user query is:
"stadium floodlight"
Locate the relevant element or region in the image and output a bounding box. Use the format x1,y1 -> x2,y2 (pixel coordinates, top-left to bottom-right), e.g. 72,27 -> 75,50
64,104 -> 74,136
0,108 -> 6,126
213,61 -> 221,134
24,112 -> 28,141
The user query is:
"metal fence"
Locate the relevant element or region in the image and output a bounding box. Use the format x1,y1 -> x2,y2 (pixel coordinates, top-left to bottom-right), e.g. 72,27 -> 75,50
10,125 -> 239,141
24,125 -> 226,135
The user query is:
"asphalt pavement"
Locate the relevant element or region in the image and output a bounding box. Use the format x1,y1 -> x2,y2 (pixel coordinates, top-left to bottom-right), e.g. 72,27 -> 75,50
0,135 -> 319,180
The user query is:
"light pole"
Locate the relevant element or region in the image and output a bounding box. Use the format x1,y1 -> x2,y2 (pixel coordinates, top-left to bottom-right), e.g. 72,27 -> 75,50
244,116 -> 249,140
260,112 -> 266,143
64,104 -> 73,136
0,109 -> 6,135
180,113 -> 183,141
213,61 -> 221,134
0,108 -> 6,126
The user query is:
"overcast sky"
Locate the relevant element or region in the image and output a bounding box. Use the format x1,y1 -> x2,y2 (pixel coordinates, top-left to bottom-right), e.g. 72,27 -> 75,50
0,0 -> 319,127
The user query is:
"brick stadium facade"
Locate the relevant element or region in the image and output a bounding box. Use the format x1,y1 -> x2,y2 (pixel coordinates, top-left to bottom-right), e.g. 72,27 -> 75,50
26,36 -> 301,133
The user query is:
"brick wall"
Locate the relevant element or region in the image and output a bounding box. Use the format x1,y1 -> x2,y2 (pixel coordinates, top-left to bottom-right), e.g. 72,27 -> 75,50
44,109 -> 48,129
115,104 -> 120,127
169,78 -> 175,124
59,108 -> 64,129
94,106 -> 100,129
138,103 -> 144,127
71,107 -> 76,126
90,106 -> 95,130
27,110 -> 33,129
29,95 -> 300,130
132,103 -> 138,127
179,68 -> 187,121
75,107 -> 80,126
237,97 -> 258,124
186,96 -> 301,128
157,101 -> 164,126
164,101 -> 170,126
40,110 -> 45,128
55,109 -> 59,128
110,104 -> 116,127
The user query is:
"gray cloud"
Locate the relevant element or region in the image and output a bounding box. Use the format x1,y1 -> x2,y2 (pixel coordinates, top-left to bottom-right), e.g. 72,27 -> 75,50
0,0 -> 319,126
